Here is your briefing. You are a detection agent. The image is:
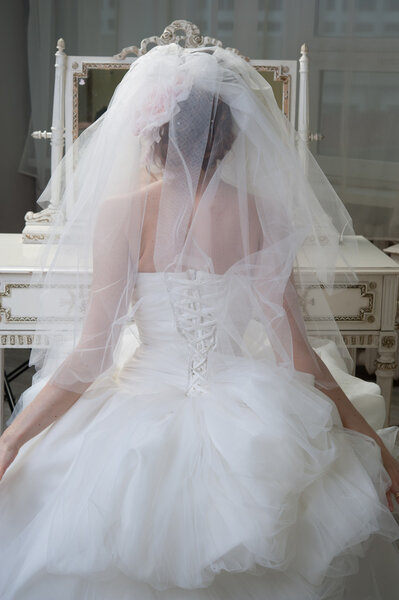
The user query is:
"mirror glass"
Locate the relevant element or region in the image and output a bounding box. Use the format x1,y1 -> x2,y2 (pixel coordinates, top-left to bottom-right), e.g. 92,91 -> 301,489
75,64 -> 288,139
257,70 -> 284,112
76,66 -> 129,137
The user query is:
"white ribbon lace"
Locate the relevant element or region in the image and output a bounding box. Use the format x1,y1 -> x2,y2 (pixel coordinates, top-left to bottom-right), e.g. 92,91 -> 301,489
165,270 -> 219,395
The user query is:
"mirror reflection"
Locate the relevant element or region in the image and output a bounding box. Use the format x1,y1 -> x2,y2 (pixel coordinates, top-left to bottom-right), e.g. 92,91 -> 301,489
257,70 -> 284,112
76,65 -> 286,139
77,67 -> 129,136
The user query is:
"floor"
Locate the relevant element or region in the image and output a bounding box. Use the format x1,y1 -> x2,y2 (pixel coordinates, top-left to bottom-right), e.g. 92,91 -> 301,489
3,349 -> 35,421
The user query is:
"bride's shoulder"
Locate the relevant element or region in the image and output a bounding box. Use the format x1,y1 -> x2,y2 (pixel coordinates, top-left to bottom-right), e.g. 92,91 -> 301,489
100,180 -> 162,215
107,179 -> 161,201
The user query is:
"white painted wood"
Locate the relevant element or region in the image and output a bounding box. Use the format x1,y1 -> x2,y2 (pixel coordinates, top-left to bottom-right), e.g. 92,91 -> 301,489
22,38 -> 66,243
50,38 -> 67,209
297,43 -> 310,174
347,347 -> 357,376
381,275 -> 398,332
296,277 -> 383,331
383,244 -> 399,379
31,130 -> 52,140
23,39 -> 67,241
298,43 -> 309,147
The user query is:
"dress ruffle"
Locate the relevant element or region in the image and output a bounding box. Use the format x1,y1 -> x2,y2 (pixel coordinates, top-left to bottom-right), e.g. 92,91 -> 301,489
1,274 -> 399,600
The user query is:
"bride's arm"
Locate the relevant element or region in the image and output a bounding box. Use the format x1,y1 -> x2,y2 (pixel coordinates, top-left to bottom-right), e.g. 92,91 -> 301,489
283,272 -> 399,511
0,384 -> 81,478
0,197 -> 135,477
283,273 -> 392,454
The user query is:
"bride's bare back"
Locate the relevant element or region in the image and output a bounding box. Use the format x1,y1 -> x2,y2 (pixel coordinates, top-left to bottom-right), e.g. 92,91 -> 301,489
138,178 -> 262,274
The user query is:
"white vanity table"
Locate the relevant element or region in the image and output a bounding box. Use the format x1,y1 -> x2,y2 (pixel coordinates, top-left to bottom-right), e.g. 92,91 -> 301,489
1,232 -> 398,432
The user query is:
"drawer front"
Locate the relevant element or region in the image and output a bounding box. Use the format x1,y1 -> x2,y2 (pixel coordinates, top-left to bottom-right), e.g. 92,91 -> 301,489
0,274 -> 384,334
0,274 -> 89,329
297,277 -> 382,331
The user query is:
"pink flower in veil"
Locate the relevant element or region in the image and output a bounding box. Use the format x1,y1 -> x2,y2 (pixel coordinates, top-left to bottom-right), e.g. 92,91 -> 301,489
132,46 -> 194,143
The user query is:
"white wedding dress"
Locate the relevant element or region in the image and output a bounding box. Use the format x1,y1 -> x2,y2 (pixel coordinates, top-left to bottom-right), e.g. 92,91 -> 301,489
1,271 -> 399,600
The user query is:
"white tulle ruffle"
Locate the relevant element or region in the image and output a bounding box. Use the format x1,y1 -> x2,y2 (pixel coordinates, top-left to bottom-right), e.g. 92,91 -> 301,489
1,274 -> 399,600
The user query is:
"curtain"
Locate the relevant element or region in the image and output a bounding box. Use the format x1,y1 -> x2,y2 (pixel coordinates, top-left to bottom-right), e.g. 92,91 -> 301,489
23,0 -> 399,241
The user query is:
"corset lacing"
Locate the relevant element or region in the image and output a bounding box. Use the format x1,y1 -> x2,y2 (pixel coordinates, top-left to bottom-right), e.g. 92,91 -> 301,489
165,270 -> 221,396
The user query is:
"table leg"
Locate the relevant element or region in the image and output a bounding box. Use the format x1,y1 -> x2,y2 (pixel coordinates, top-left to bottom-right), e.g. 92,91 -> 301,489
375,346 -> 397,427
347,347 -> 357,376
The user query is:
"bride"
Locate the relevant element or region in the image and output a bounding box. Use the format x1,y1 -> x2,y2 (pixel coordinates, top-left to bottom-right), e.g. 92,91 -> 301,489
1,42 -> 399,600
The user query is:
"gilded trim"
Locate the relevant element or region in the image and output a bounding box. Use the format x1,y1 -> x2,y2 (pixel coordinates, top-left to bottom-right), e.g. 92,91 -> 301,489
375,360 -> 397,371
253,66 -> 291,119
0,284 -> 36,323
342,334 -> 377,347
381,335 -> 396,349
0,283 -> 89,323
73,62 -> 130,141
300,282 -> 375,322
113,19 -> 248,62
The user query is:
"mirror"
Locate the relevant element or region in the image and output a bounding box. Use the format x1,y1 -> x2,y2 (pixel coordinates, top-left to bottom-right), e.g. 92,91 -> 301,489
256,68 -> 289,117
74,63 -> 290,141
74,64 -> 130,139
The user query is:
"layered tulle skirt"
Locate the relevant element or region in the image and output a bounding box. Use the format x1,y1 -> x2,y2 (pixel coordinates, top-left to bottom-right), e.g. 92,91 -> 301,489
1,340 -> 399,600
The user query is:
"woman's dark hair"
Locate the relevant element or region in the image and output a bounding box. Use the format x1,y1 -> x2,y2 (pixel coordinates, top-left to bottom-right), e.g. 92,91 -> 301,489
152,90 -> 236,173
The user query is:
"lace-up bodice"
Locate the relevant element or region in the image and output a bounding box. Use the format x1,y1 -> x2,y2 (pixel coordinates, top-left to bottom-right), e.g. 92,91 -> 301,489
132,271 -> 224,396
165,270 -> 223,395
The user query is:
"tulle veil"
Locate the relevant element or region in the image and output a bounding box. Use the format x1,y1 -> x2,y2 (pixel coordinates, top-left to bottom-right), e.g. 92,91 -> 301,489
9,41 -> 359,414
